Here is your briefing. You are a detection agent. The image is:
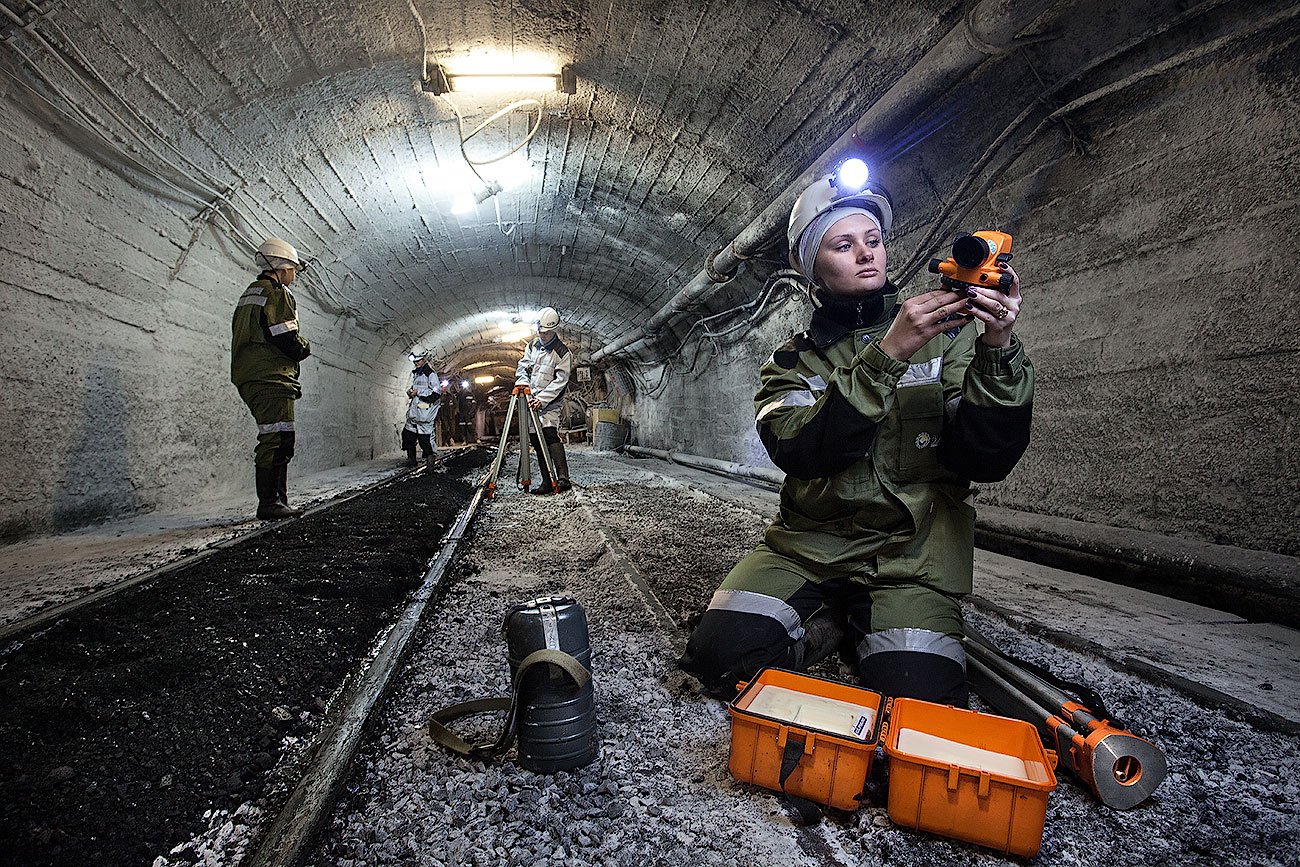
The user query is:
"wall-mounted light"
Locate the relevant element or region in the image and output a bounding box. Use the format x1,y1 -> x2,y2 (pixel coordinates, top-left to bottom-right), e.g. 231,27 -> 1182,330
473,375 -> 496,385
463,360 -> 496,371
423,64 -> 577,95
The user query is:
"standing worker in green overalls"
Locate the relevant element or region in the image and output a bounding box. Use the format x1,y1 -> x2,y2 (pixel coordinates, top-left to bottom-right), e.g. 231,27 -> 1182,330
680,160 -> 1034,706
230,238 -> 313,521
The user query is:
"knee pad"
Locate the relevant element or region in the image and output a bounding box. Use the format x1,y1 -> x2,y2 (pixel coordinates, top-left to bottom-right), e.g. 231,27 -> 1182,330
858,628 -> 968,707
679,609 -> 795,699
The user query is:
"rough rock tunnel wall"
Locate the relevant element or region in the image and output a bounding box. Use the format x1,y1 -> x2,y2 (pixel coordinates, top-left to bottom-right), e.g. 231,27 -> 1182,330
633,9 -> 1300,557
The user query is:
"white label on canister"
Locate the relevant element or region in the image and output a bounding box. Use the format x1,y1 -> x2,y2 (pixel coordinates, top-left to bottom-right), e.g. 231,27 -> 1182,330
540,605 -> 561,650
851,713 -> 873,740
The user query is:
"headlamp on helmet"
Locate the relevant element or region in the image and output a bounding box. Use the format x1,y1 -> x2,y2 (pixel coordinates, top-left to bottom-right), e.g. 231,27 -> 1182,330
833,158 -> 870,194
787,161 -> 894,276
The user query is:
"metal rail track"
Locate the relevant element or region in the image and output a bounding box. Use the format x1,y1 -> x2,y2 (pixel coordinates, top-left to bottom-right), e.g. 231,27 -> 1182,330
0,463 -> 429,646
247,483 -> 487,867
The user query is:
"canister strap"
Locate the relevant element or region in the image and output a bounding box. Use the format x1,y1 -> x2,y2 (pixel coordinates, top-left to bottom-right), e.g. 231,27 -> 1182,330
778,736 -> 824,826
426,649 -> 591,760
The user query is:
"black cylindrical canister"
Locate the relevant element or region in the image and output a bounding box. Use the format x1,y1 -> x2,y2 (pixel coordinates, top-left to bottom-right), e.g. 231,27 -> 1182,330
504,596 -> 598,772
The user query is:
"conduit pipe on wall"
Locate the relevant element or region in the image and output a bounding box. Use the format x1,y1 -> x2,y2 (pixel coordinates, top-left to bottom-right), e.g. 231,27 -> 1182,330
590,0 -> 1058,364
623,444 -> 784,487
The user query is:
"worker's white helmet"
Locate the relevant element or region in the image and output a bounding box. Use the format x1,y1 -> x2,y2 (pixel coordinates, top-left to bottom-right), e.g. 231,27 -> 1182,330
255,237 -> 306,272
537,307 -> 561,330
787,159 -> 893,275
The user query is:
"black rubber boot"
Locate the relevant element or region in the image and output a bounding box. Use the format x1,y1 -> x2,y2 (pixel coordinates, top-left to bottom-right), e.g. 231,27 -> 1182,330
255,468 -> 295,520
548,442 -> 572,492
787,610 -> 849,671
274,464 -> 303,516
529,435 -> 556,493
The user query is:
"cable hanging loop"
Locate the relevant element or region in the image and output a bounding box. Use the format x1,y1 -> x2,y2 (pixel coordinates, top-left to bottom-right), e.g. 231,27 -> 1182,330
443,95 -> 544,185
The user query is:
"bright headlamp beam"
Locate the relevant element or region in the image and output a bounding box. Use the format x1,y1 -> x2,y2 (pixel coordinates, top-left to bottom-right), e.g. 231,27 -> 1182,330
835,158 -> 870,192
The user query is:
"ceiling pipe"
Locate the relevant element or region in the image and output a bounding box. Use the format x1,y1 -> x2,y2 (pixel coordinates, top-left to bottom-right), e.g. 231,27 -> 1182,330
591,0 -> 1058,364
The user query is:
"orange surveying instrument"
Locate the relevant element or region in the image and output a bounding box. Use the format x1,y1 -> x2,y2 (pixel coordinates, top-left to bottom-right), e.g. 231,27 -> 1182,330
928,230 -> 1015,291
963,627 -> 1168,810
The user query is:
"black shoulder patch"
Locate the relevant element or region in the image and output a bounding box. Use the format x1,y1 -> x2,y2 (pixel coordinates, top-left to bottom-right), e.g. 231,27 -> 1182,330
792,331 -> 816,352
553,339 -> 571,358
772,349 -> 798,369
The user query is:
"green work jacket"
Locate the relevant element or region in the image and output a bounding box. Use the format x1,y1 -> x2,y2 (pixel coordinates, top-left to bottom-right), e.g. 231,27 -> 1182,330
230,272 -> 312,395
754,289 -> 1034,596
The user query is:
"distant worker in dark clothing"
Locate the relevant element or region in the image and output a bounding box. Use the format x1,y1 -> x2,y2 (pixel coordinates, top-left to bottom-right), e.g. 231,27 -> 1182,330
403,350 -> 441,470
438,377 -> 460,446
680,163 -> 1034,706
515,307 -> 573,493
231,237 -> 313,521
458,385 -> 477,444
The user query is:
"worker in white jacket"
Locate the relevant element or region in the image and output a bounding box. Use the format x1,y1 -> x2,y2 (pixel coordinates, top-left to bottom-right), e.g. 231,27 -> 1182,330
403,349 -> 441,471
515,307 -> 573,493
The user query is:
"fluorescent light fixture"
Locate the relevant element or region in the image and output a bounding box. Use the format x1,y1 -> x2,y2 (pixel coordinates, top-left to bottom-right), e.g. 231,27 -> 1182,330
473,375 -> 496,385
424,63 -> 577,95
463,360 -> 496,371
451,194 -> 476,215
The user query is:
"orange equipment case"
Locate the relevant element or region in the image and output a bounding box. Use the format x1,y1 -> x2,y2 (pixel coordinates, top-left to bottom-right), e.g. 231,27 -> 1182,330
728,668 -> 1058,857
883,697 -> 1058,857
728,668 -> 885,811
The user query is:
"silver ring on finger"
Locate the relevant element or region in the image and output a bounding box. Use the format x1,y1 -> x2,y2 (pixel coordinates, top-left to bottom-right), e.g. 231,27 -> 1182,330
995,304 -> 1009,320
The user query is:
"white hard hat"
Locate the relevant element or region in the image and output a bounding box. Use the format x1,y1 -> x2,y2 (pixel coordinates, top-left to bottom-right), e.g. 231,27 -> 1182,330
255,237 -> 306,272
787,161 -> 893,273
537,307 -> 560,330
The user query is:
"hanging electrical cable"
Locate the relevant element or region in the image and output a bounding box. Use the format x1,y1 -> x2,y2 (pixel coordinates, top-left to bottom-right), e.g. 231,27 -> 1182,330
1,0 -> 389,328
407,0 -> 543,236
895,0 -> 1249,287
618,268 -> 807,400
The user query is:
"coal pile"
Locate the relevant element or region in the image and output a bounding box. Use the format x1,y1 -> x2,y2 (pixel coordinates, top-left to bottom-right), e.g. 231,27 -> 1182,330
0,456 -> 480,867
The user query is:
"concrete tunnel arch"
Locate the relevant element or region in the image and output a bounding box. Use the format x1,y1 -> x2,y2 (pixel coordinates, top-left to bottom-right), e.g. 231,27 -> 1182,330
0,0 -> 1297,564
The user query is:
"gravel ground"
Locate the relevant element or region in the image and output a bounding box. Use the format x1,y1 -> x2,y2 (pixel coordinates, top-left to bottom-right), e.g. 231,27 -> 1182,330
0,454 -> 482,867
314,449 -> 1300,866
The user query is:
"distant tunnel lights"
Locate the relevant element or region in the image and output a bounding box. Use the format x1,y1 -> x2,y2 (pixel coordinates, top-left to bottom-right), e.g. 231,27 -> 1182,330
424,64 -> 577,95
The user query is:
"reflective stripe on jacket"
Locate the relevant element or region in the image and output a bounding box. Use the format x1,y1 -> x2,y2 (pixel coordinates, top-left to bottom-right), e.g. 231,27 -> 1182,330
515,336 -> 572,416
406,366 -> 441,434
231,273 -> 311,392
754,289 -> 1034,595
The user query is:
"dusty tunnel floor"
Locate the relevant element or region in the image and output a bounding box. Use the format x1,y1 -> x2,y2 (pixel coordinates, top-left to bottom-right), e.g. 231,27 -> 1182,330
311,450 -> 1298,867
0,451 -> 487,867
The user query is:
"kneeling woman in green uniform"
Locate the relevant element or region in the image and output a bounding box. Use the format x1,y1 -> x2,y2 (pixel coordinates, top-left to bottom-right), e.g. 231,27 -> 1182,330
680,162 -> 1034,706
